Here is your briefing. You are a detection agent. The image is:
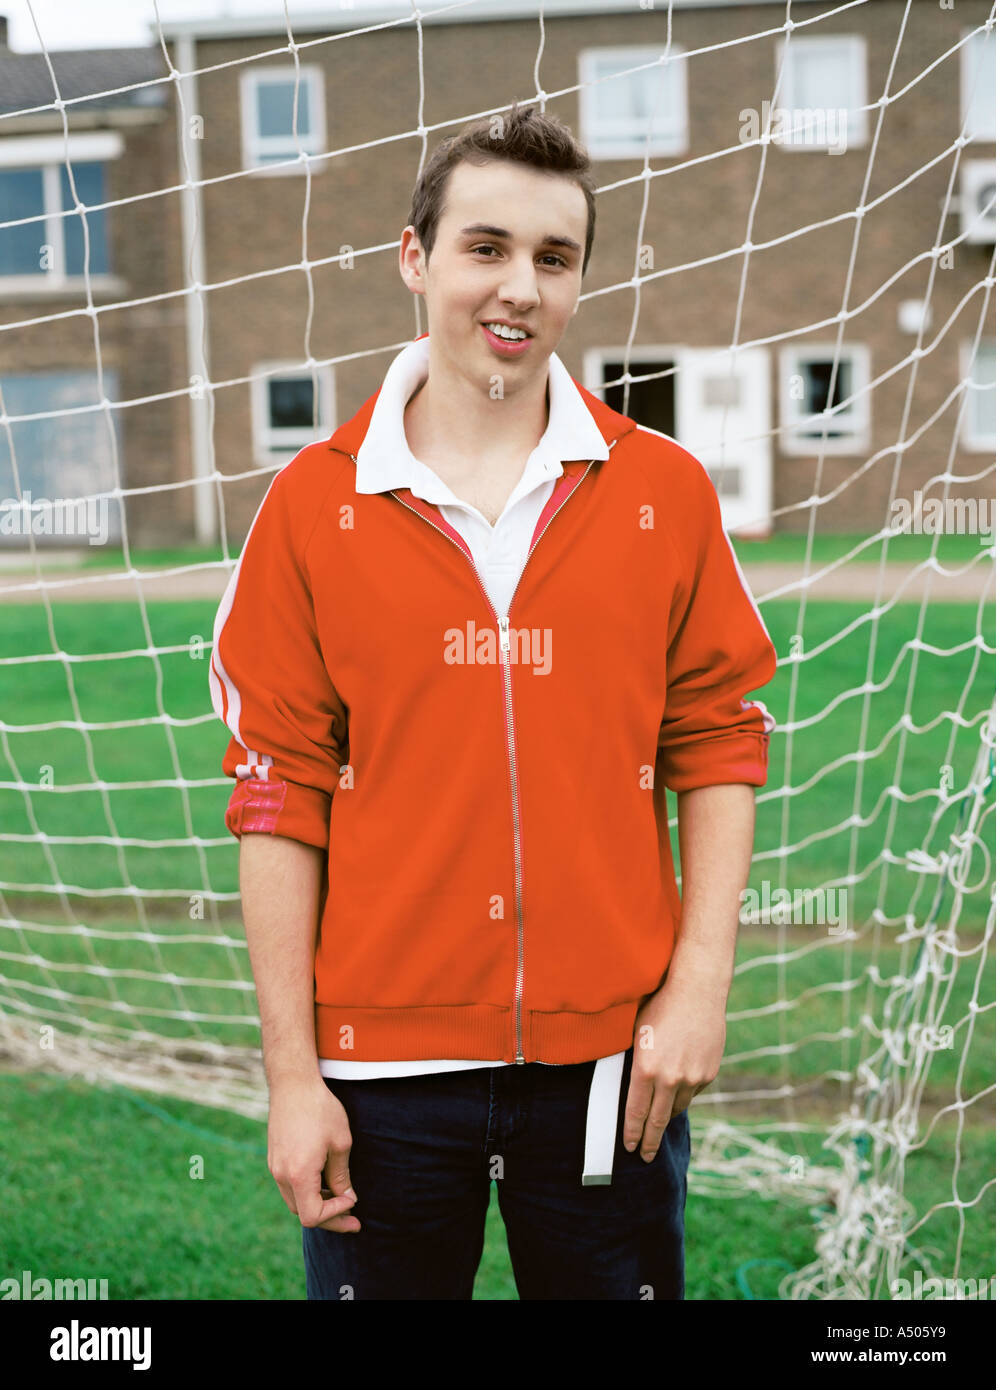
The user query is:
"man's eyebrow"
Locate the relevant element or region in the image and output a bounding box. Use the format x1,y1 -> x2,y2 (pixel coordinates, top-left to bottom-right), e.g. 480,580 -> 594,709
458,222 -> 582,254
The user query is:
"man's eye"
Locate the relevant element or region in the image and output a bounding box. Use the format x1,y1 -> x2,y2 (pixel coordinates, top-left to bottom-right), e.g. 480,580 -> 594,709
471,245 -> 567,267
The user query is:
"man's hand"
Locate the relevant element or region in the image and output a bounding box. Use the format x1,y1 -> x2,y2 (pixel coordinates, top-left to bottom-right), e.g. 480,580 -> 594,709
622,970 -> 727,1162
621,782 -> 755,1161
267,1077 -> 361,1233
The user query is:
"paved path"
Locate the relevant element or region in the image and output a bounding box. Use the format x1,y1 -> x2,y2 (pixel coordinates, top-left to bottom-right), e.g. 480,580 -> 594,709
738,561 -> 994,604
0,559 -> 992,603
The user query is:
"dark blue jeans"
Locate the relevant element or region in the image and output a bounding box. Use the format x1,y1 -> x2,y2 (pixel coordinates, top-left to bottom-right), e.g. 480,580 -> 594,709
302,1045 -> 691,1300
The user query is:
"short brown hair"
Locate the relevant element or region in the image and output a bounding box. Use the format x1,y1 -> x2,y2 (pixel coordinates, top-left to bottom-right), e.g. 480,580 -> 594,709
406,102 -> 596,277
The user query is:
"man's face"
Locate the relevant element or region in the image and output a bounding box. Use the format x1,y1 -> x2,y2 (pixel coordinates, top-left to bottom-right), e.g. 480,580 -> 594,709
400,158 -> 587,385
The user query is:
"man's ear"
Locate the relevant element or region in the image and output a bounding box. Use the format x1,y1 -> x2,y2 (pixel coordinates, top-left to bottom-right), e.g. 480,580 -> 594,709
399,225 -> 424,293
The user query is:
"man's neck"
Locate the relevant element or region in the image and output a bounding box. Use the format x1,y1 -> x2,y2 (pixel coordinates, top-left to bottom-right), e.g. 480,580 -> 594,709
403,341 -> 551,476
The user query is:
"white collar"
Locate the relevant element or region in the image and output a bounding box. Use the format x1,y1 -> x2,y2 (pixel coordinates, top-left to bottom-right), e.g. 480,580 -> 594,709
354,333 -> 610,501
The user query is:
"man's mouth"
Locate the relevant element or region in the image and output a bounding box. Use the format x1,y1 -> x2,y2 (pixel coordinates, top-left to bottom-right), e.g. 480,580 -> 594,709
481,322 -> 534,356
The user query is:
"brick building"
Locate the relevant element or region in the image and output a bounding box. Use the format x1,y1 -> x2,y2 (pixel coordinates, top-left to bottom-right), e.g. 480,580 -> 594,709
3,1 -> 995,547
0,15 -> 187,547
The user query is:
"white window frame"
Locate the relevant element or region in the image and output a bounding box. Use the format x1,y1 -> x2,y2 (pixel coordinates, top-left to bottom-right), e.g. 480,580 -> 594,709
584,343 -> 773,532
960,29 -> 996,142
0,367 -> 123,544
582,343 -> 679,415
779,343 -> 871,455
773,35 -> 868,151
251,361 -> 335,465
240,65 -> 326,174
0,131 -> 122,294
960,339 -> 996,451
578,46 -> 688,159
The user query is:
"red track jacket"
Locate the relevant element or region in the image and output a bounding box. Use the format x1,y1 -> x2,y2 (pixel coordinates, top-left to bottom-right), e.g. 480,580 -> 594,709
210,358 -> 778,1066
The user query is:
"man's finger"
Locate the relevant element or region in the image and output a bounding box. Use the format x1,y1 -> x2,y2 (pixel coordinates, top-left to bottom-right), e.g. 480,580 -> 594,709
673,1084 -> 698,1113
324,1150 -> 355,1206
315,1194 -> 362,1233
273,1176 -> 299,1216
639,1090 -> 676,1162
622,1067 -> 655,1151
296,1169 -> 357,1230
315,1155 -> 361,1232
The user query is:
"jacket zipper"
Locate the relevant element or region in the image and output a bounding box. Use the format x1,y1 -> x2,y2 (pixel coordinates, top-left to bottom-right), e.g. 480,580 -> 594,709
344,450 -> 599,1063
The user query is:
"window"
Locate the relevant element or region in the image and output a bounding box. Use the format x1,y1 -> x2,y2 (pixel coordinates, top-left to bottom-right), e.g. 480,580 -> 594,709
705,465 -> 743,498
774,35 -> 867,151
961,31 -> 996,141
961,340 -> 996,451
780,345 -> 870,454
240,66 -> 326,172
588,353 -> 677,437
0,370 -> 122,544
251,363 -> 334,462
0,132 -> 120,285
579,47 -> 687,158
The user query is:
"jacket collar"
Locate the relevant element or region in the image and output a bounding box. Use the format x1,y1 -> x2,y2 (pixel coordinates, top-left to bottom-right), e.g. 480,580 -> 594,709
327,331 -> 637,471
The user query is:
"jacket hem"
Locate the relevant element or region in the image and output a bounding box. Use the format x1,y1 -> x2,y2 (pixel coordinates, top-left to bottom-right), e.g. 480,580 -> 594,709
315,1000 -> 639,1064
659,729 -> 770,793
225,775 -> 331,850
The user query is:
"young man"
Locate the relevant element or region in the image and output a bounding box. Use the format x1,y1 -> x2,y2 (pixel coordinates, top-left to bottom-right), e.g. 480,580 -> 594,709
210,104 -> 777,1300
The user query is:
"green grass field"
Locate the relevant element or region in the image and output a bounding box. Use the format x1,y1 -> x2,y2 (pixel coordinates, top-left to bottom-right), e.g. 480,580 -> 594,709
0,587 -> 993,1297
2,922 -> 992,1301
1,593 -> 993,932
0,530 -> 989,574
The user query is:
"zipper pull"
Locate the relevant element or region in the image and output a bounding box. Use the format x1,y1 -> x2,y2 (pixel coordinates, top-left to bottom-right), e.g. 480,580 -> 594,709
498,615 -> 510,653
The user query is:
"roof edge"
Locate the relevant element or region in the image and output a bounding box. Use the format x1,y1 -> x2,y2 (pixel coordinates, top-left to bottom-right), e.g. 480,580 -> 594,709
158,0 -> 818,42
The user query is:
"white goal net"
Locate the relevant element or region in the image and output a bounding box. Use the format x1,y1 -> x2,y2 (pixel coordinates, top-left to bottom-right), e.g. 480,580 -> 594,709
1,0 -> 994,1301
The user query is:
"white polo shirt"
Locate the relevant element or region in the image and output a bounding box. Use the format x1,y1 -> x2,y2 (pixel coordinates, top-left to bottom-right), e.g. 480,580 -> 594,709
316,333 -> 626,1183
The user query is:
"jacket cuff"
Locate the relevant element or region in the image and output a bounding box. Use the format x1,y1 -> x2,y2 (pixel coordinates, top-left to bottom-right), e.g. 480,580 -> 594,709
659,730 -> 771,794
224,776 -> 331,851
